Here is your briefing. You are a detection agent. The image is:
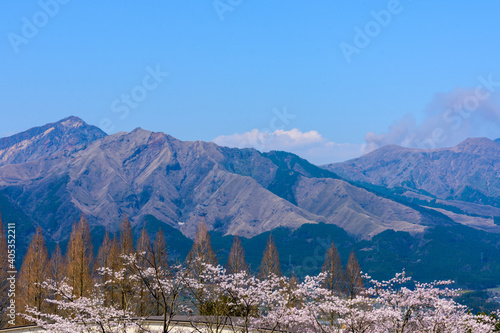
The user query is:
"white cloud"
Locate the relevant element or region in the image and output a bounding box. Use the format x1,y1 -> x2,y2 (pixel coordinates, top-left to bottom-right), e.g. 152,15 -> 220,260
213,128 -> 363,165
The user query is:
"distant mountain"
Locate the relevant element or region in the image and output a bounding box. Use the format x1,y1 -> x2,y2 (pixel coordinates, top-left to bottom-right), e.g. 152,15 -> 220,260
0,117 -> 451,244
3,118 -> 500,289
324,138 -> 500,215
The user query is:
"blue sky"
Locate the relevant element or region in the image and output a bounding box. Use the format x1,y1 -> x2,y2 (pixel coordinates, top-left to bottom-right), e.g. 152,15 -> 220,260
2,1 -> 500,164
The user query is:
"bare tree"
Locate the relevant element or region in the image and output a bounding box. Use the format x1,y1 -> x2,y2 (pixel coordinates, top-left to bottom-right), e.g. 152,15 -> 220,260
123,228 -> 189,333
49,244 -> 65,284
186,220 -> 218,271
109,217 -> 138,312
184,219 -> 223,326
136,227 -> 151,265
95,230 -> 121,306
322,241 -> 345,295
345,250 -> 364,299
258,234 -> 281,279
47,243 -> 65,316
226,236 -> 248,274
119,216 -> 134,256
135,228 -> 154,316
152,229 -> 169,271
95,230 -> 113,278
65,216 -> 93,298
17,227 -> 49,324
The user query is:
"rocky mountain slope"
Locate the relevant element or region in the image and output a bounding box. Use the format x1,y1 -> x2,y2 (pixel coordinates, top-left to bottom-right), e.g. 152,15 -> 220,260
0,117 -> 450,243
3,117 -> 500,289
324,138 -> 500,224
0,116 -> 106,166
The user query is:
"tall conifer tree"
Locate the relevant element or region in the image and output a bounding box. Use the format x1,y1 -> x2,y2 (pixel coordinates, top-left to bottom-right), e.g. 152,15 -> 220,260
48,244 -> 65,284
65,216 -> 93,297
18,228 -> 49,323
135,228 -> 153,316
186,220 -> 218,269
322,241 -> 345,295
96,230 -> 121,306
119,216 -> 134,255
152,229 -> 168,271
226,236 -> 248,274
345,251 -> 364,299
258,234 -> 281,279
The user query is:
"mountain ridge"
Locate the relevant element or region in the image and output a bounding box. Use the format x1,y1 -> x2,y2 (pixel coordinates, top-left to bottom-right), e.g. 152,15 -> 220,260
3,117 -> 500,289
324,137 -> 500,217
0,117 -> 450,243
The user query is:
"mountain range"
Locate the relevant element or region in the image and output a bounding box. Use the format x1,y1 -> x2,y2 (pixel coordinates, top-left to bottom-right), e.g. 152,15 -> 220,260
324,138 -> 500,228
2,116 -> 500,288
0,116 -> 450,241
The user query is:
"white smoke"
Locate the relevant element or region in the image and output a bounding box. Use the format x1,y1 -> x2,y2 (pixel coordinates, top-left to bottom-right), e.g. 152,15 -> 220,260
364,86 -> 500,153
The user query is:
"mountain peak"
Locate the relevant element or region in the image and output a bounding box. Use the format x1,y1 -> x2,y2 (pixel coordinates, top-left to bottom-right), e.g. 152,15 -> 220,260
0,116 -> 107,166
130,127 -> 151,135
452,137 -> 499,153
58,116 -> 86,128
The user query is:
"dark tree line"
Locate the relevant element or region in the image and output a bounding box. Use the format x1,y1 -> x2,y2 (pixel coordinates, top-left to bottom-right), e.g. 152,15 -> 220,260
0,215 -> 363,327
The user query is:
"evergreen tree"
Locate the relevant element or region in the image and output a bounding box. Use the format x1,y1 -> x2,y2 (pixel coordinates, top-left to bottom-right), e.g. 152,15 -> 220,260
258,234 -> 281,279
226,236 -> 248,274
65,216 -> 93,297
345,250 -> 364,299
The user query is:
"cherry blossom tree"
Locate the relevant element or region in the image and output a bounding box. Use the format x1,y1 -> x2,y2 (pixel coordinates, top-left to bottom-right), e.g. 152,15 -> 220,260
18,261 -> 500,333
21,278 -> 144,333
121,253 -> 190,333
